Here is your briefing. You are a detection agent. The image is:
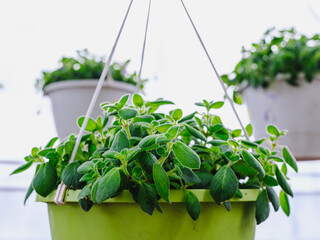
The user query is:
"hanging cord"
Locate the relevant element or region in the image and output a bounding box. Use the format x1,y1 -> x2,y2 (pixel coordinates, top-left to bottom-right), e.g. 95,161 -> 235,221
136,0 -> 152,92
54,0 -> 134,205
180,0 -> 250,140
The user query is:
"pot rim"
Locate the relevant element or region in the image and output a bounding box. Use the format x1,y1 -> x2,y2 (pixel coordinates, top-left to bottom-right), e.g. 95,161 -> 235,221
37,189 -> 259,203
43,79 -> 137,95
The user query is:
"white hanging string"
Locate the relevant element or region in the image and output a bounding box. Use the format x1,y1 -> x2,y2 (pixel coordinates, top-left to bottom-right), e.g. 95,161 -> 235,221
180,0 -> 250,140
54,0 -> 134,205
136,0 -> 152,92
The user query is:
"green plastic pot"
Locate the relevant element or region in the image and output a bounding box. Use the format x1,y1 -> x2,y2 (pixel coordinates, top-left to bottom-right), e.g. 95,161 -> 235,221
37,189 -> 259,240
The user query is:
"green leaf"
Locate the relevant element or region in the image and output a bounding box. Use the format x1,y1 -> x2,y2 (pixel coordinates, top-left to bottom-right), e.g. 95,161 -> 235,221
283,146 -> 298,172
133,93 -> 144,107
118,94 -> 130,109
267,125 -> 280,136
45,137 -> 59,148
138,182 -> 157,216
153,163 -> 170,202
255,190 -> 270,224
138,152 -> 157,175
110,131 -> 129,152
232,160 -> 258,178
172,109 -> 183,121
186,191 -> 201,220
33,163 -> 57,197
96,168 -> 121,203
263,175 -> 278,187
139,135 -> 158,148
211,101 -> 224,109
233,91 -> 243,105
193,171 -> 213,188
79,198 -> 93,212
241,150 -> 265,176
10,161 -> 33,175
266,186 -> 280,211
77,117 -> 98,132
279,190 -> 290,216
181,168 -> 201,184
166,126 -> 180,140
245,123 -> 253,137
241,140 -> 258,149
155,124 -> 174,133
231,129 -> 241,138
119,108 -> 138,120
173,142 -> 201,169
275,165 -> 293,197
185,125 -> 206,142
178,111 -> 197,123
77,162 -> 95,174
209,165 -> 239,204
24,181 -> 34,205
62,162 -> 85,189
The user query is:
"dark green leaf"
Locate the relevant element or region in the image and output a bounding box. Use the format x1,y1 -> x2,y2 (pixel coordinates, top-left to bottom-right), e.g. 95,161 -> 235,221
255,190 -> 270,224
266,186 -> 280,211
137,182 -> 157,216
173,142 -> 200,169
232,160 -> 258,178
181,168 -> 201,184
153,163 -> 170,202
186,191 -> 201,220
275,165 -> 293,197
193,171 -> 213,188
210,165 -> 238,204
283,146 -> 298,172
139,135 -> 158,148
178,111 -> 197,123
33,163 -> 57,197
62,162 -> 85,189
79,198 -> 93,212
241,150 -> 265,176
77,162 -> 95,174
138,152 -> 157,174
185,125 -> 206,142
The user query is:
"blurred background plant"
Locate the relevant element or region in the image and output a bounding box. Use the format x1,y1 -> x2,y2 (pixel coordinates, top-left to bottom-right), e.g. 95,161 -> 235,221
222,28 -> 320,104
36,49 -> 147,91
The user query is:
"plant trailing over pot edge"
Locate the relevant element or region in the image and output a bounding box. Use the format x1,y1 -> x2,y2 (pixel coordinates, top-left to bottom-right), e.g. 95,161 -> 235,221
36,49 -> 147,91
12,94 -> 297,224
222,27 -> 320,104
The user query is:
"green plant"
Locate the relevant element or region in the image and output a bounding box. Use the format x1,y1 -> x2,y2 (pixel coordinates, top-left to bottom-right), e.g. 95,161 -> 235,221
12,94 -> 297,224
222,28 -> 320,104
36,49 -> 147,90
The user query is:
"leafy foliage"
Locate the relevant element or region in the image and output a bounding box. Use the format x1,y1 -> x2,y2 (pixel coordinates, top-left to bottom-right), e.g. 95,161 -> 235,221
222,28 -> 320,103
36,49 -> 147,90
13,94 -> 297,224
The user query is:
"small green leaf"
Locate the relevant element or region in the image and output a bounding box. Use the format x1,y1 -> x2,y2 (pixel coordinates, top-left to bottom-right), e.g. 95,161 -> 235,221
231,129 -> 241,138
275,165 -> 293,197
185,125 -> 207,142
119,108 -> 138,120
241,150 -> 265,176
279,190 -> 290,216
45,137 -> 59,148
266,186 -> 280,212
173,142 -> 201,169
118,94 -> 130,109
181,168 -> 201,184
233,91 -> 243,105
255,190 -> 270,224
267,125 -> 280,136
110,131 -> 129,152
133,93 -> 144,107
245,123 -> 253,137
10,161 -> 33,175
77,117 -> 98,132
186,191 -> 201,220
178,111 -> 197,123
232,160 -> 258,178
209,165 -> 238,204
166,126 -> 179,140
77,162 -> 95,174
96,168 -> 121,203
211,101 -> 224,109
172,109 -> 183,121
138,152 -> 157,175
283,146 -> 298,172
153,163 -> 170,202
79,198 -> 93,212
155,124 -> 174,133
33,163 -> 57,197
24,181 -> 34,205
241,140 -> 258,149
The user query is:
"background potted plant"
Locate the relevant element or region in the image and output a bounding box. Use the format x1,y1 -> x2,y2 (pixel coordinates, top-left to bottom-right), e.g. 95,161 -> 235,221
222,28 -> 320,160
37,49 -> 147,139
12,94 -> 297,240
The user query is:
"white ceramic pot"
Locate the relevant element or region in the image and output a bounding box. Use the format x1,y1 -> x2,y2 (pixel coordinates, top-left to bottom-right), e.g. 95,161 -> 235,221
44,80 -> 136,139
243,75 -> 320,160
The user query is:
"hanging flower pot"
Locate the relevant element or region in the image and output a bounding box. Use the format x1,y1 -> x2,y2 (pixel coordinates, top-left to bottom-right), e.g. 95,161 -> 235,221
223,28 -> 320,160
38,189 -> 258,240
37,50 -> 145,139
